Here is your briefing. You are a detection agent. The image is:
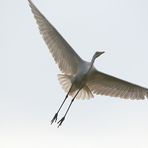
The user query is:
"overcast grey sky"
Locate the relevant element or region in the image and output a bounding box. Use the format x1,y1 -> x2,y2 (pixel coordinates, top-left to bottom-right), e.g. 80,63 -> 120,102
1,0 -> 148,148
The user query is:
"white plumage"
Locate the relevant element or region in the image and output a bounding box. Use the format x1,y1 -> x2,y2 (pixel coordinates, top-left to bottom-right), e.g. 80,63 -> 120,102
28,0 -> 148,127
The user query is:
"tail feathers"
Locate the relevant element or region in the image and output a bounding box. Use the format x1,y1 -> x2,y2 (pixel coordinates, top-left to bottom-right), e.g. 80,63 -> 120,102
58,74 -> 94,100
58,74 -> 73,93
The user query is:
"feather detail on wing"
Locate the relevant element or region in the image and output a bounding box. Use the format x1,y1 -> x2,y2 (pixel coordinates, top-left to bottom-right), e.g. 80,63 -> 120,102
58,74 -> 94,99
28,0 -> 82,75
87,70 -> 148,100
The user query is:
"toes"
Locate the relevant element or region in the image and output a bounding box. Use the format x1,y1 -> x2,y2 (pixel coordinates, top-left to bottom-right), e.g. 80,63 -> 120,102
51,113 -> 58,124
57,117 -> 65,127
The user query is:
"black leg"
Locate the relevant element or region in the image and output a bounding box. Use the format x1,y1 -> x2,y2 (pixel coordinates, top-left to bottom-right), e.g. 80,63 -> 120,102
51,84 -> 73,124
57,88 -> 81,128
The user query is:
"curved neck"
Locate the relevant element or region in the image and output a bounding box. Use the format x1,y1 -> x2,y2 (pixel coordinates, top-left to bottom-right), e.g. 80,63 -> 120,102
87,56 -> 96,74
91,56 -> 96,66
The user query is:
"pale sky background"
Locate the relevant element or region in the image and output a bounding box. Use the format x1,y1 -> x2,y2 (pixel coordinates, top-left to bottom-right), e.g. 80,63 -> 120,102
1,0 -> 148,148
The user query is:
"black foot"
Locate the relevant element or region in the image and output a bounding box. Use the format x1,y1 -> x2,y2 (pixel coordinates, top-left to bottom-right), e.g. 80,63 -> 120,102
57,116 -> 65,128
51,113 -> 58,124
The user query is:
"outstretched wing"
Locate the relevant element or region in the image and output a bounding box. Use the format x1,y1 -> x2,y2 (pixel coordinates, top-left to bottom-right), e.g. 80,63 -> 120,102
28,0 -> 82,75
87,70 -> 148,100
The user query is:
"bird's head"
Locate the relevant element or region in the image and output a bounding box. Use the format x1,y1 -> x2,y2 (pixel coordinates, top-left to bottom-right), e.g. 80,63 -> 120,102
91,51 -> 105,64
93,51 -> 105,60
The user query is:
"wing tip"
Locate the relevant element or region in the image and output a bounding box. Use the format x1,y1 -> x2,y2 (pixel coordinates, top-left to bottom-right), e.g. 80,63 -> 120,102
28,0 -> 36,10
28,0 -> 32,6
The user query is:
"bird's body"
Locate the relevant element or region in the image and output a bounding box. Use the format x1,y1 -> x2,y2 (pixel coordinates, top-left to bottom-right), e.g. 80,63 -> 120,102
28,0 -> 148,127
59,61 -> 94,99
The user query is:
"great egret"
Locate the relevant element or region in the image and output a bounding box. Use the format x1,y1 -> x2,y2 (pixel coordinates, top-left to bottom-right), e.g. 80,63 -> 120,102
28,0 -> 148,127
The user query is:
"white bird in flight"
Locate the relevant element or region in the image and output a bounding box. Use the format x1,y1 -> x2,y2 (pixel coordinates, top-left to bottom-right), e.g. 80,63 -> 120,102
28,0 -> 148,127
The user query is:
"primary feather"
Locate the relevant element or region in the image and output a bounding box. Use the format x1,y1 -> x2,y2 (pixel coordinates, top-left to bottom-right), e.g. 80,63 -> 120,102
87,70 -> 148,100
